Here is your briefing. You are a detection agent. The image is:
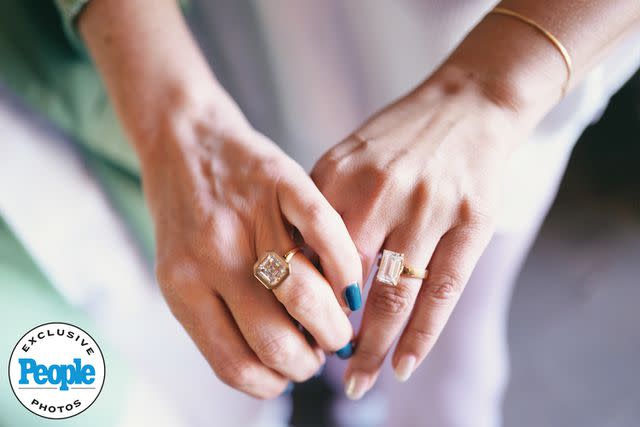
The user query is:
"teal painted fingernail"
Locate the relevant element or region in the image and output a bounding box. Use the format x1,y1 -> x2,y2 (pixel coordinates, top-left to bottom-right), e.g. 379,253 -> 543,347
343,282 -> 362,311
336,341 -> 354,360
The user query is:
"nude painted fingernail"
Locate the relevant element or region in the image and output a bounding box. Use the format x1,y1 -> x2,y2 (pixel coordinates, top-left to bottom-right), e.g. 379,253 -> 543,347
394,355 -> 416,382
345,372 -> 370,400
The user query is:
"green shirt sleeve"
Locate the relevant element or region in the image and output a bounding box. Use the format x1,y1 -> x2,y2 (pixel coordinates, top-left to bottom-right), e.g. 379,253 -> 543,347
53,0 -> 190,52
53,0 -> 90,52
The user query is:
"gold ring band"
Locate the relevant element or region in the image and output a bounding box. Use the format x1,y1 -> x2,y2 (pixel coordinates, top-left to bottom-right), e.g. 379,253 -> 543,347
254,247 -> 302,290
402,264 -> 428,281
377,249 -> 428,286
283,247 -> 302,263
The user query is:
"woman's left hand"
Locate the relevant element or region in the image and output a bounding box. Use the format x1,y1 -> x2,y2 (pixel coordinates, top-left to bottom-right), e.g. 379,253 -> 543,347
311,65 -> 523,399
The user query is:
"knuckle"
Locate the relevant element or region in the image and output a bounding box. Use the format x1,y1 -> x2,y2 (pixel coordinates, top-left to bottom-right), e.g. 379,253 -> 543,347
370,283 -> 415,317
301,201 -> 329,227
351,346 -> 384,373
424,272 -> 464,304
154,256 -> 201,313
155,260 -> 181,289
282,284 -> 318,320
361,163 -> 391,191
309,167 -> 325,189
405,323 -> 439,350
258,157 -> 286,182
362,162 -> 412,200
316,150 -> 341,174
312,148 -> 350,189
214,359 -> 257,389
256,333 -> 298,368
410,179 -> 434,211
374,165 -> 398,190
458,198 -> 493,229
155,254 -> 198,288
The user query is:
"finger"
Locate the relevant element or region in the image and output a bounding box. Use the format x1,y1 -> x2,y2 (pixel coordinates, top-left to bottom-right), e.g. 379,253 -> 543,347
222,275 -> 326,383
311,158 -> 395,294
344,224 -> 441,400
392,222 -> 493,383
273,251 -> 354,351
255,211 -> 354,352
340,210 -> 389,295
166,285 -> 288,399
278,176 -> 364,312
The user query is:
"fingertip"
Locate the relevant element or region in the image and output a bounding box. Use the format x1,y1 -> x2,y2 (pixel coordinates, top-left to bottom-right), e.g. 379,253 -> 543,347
343,282 -> 363,311
314,362 -> 326,378
314,346 -> 326,365
335,341 -> 355,359
344,372 -> 372,400
281,381 -> 294,397
393,354 -> 417,382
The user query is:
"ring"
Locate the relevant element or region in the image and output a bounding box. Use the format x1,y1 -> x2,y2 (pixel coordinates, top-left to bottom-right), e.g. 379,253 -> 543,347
254,247 -> 302,290
376,249 -> 429,286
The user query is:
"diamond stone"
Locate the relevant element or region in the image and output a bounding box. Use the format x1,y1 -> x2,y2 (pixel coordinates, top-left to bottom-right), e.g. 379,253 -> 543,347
255,252 -> 290,289
377,250 -> 404,286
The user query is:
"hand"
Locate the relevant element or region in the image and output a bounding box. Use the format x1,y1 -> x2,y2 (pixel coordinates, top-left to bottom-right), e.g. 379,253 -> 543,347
311,66 -> 522,399
142,103 -> 362,399
79,0 -> 363,398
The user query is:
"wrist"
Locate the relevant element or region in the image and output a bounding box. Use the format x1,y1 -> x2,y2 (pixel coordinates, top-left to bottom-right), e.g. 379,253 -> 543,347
410,64 -> 523,156
79,0 -> 250,166
132,79 -> 250,168
433,10 -> 570,128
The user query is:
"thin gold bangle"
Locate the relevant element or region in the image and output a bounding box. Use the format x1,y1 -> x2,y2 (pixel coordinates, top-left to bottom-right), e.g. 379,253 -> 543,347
490,6 -> 573,97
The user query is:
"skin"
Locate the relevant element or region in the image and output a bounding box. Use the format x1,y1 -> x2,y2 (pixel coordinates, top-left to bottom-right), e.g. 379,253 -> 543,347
312,0 -> 640,400
78,0 -> 640,399
80,0 -> 362,399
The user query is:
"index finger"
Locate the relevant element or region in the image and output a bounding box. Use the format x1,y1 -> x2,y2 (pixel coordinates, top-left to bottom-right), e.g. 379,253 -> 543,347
277,175 -> 364,313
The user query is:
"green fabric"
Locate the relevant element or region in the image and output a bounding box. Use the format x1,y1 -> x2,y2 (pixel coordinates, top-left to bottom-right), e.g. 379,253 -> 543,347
85,152 -> 156,261
0,0 -> 140,176
0,2 -> 155,423
52,0 -> 190,55
54,0 -> 91,52
0,0 -> 153,263
0,218 -> 129,426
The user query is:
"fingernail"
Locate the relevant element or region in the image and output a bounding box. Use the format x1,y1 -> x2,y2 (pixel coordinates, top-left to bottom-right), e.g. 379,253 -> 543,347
314,347 -> 326,364
314,363 -> 325,378
343,282 -> 362,311
394,355 -> 416,382
313,347 -> 326,377
335,341 -> 354,359
282,382 -> 294,396
345,372 -> 370,400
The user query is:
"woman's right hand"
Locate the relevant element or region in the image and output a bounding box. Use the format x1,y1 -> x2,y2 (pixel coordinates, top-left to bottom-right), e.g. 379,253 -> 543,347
140,101 -> 362,398
78,0 -> 361,399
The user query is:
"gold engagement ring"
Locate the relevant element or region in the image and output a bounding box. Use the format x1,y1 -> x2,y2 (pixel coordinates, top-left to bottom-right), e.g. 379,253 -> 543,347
254,247 -> 302,290
377,249 -> 428,286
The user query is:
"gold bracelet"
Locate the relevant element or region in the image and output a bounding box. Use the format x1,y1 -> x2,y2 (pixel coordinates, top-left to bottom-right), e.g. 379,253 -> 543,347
490,6 -> 573,97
